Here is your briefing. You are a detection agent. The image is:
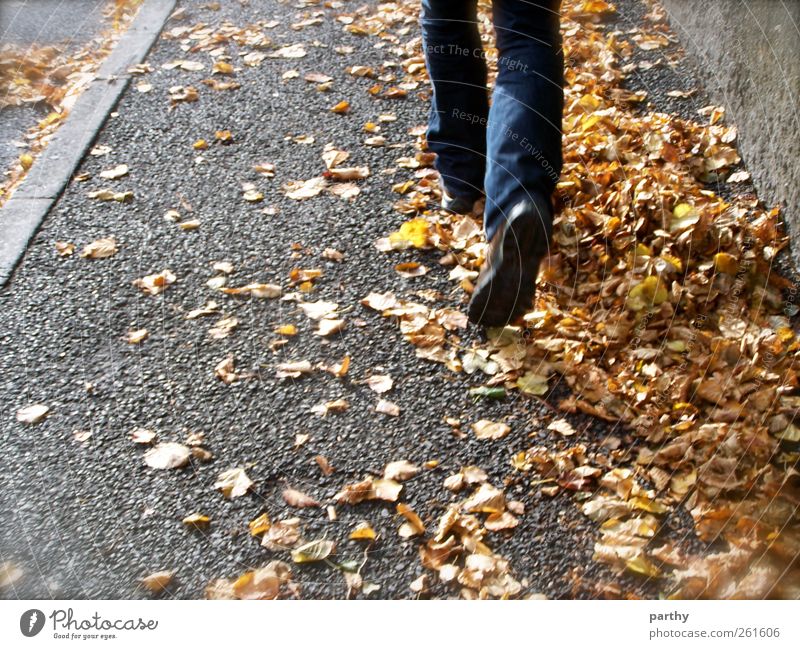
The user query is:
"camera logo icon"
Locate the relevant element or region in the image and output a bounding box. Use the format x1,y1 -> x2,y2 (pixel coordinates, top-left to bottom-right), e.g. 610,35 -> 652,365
20,609 -> 45,637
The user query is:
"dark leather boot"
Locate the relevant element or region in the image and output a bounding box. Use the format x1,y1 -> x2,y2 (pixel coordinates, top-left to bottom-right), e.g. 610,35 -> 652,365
467,198 -> 551,326
439,178 -> 480,214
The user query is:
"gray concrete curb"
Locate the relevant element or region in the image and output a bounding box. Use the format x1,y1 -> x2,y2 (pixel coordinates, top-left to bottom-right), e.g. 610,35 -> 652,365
0,0 -> 177,287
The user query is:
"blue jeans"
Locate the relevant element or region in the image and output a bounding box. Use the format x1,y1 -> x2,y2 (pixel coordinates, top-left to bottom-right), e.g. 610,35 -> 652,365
421,0 -> 563,240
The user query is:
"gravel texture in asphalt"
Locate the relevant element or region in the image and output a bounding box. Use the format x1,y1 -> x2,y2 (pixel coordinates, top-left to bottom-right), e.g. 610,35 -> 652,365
0,0 -> 785,599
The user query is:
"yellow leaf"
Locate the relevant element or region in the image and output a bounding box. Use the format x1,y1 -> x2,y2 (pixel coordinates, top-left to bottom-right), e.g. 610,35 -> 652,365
349,522 -> 376,541
183,513 -> 210,529
275,324 -> 297,336
388,217 -> 430,249
713,252 -> 738,275
626,276 -> 668,311
625,554 -> 660,578
670,203 -> 699,232
249,513 -> 271,536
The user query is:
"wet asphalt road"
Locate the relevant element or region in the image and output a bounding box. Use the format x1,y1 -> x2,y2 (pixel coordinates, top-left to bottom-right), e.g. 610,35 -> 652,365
0,0 -> 767,599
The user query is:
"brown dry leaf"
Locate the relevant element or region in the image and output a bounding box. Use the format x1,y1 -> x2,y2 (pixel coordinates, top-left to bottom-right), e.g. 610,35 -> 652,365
232,561 -> 291,600
243,188 -> 263,202
220,283 -> 281,298
99,164 -> 129,180
334,476 -> 402,504
316,318 -> 345,336
397,503 -> 425,538
727,169 -> 750,183
315,455 -> 335,476
283,488 -> 320,508
168,85 -> 199,105
262,518 -> 302,550
55,241 -> 75,256
208,316 -> 238,339
472,419 -> 510,440
204,579 -> 236,600
327,166 -> 369,181
334,478 -> 375,505
322,146 -> 350,169
443,465 -> 488,492
141,570 -> 174,594
130,427 -> 156,444
305,71 -> 332,84
163,59 -> 205,72
375,399 -> 400,417
291,539 -> 335,563
310,398 -> 350,416
186,301 -> 220,319
330,100 -> 350,114
372,478 -> 403,502
126,328 -> 149,344
254,162 -> 275,177
178,219 -> 200,230
320,355 -> 351,378
366,374 -> 393,393
395,261 -> 429,277
384,460 -> 419,482
463,483 -> 506,514
215,354 -> 238,384
88,189 -> 133,202
547,418 -> 577,437
276,360 -> 313,379
298,300 -> 338,320
484,512 -> 519,532
270,44 -> 307,59
80,237 -> 118,259
143,442 -> 190,470
215,467 -> 253,498
328,182 -> 361,200
361,291 -> 400,311
16,404 -> 49,424
321,248 -> 344,262
285,176 -> 327,200
133,269 -> 176,295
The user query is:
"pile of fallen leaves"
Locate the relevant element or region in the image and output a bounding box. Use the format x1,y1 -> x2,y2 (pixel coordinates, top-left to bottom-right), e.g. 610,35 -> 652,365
0,0 -> 142,205
357,0 -> 799,598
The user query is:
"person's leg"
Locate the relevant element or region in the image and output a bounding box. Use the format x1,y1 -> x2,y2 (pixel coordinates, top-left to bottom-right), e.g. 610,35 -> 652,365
467,0 -> 563,326
484,0 -> 563,241
421,0 -> 488,204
